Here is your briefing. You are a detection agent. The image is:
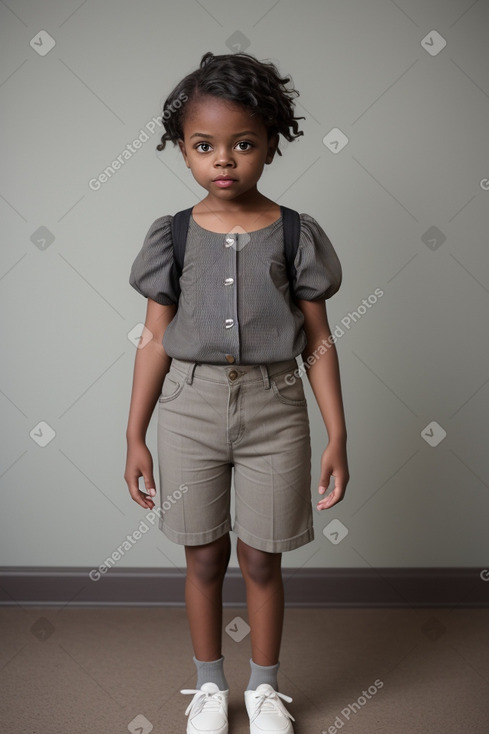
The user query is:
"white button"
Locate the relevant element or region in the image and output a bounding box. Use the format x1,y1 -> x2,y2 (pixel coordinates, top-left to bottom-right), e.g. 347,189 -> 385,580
224,277 -> 234,286
225,237 -> 234,247
225,319 -> 234,328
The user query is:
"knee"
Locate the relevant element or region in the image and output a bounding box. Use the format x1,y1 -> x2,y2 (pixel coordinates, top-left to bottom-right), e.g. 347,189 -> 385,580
186,535 -> 230,585
238,542 -> 281,586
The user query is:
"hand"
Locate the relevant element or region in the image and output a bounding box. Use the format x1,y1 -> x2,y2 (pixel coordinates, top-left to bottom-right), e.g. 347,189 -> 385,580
124,439 -> 157,510
316,441 -> 349,511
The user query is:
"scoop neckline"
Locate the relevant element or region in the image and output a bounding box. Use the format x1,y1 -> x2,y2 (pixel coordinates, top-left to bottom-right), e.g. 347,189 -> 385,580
189,213 -> 283,235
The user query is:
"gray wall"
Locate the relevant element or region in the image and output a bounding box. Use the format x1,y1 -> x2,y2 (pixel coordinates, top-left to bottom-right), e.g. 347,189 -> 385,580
1,0 -> 488,573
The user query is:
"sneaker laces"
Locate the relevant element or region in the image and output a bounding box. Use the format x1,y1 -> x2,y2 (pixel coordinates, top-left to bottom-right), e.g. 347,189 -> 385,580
248,687 -> 296,723
180,687 -> 227,718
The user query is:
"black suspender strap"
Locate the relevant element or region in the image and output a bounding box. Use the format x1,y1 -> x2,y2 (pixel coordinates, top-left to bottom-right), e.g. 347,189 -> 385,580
171,207 -> 193,278
280,205 -> 301,290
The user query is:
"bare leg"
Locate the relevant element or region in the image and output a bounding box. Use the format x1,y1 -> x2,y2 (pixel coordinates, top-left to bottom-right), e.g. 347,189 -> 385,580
184,532 -> 231,660
236,537 -> 284,666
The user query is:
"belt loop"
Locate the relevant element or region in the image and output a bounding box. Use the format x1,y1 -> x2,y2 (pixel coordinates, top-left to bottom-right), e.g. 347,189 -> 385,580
186,362 -> 198,385
259,364 -> 271,389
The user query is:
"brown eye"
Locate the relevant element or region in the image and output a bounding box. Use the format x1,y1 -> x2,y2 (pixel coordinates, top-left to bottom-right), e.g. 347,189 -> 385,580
196,142 -> 212,152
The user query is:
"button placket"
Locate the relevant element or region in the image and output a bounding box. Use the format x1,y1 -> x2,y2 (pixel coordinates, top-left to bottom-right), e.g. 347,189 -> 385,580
223,232 -> 239,360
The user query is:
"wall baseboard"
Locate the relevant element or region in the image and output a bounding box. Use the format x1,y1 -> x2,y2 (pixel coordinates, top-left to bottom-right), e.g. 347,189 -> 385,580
1,567 -> 488,607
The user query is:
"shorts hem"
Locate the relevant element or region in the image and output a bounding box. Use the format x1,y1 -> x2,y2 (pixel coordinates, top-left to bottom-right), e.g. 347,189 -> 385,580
158,517 -> 232,546
233,522 -> 314,553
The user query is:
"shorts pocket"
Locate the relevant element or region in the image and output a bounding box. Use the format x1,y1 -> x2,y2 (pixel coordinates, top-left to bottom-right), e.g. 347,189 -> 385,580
158,373 -> 185,403
270,370 -> 307,407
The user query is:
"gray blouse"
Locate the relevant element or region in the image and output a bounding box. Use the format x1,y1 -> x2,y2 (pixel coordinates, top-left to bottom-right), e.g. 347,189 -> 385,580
129,212 -> 342,365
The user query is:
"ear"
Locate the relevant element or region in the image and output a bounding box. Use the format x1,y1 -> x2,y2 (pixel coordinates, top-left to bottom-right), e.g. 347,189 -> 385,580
265,133 -> 279,165
178,138 -> 191,168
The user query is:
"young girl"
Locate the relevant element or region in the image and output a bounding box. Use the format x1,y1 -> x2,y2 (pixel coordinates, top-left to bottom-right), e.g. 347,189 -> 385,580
125,51 -> 349,734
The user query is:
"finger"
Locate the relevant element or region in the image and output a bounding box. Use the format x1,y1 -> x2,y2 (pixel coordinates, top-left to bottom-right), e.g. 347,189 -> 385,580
140,495 -> 156,510
143,476 -> 156,498
316,496 -> 334,510
323,490 -> 338,508
317,483 -> 345,510
317,482 -> 337,507
138,476 -> 156,507
318,473 -> 332,495
137,488 -> 156,510
127,473 -> 155,509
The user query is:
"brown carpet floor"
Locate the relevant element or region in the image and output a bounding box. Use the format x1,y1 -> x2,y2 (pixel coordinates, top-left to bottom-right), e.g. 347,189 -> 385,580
0,606 -> 488,733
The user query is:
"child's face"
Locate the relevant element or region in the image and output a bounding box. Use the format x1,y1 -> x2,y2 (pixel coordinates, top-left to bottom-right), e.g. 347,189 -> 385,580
178,95 -> 278,203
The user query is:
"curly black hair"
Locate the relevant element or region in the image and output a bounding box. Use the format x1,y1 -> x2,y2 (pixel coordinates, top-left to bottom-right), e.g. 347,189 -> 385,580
156,51 -> 304,156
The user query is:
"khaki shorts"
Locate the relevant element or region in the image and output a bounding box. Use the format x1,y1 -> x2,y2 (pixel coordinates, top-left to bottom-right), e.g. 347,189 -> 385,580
156,358 -> 313,553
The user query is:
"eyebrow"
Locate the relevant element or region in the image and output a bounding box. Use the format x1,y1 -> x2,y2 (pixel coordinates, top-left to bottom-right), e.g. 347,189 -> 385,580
189,130 -> 259,140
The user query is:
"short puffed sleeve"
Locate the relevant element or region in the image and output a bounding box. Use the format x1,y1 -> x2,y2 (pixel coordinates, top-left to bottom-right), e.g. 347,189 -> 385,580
292,213 -> 342,300
129,215 -> 179,305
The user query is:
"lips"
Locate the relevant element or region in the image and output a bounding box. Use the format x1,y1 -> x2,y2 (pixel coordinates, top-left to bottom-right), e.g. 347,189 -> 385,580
213,177 -> 236,188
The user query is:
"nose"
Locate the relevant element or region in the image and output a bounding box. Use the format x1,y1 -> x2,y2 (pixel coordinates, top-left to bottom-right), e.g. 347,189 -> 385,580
214,146 -> 235,167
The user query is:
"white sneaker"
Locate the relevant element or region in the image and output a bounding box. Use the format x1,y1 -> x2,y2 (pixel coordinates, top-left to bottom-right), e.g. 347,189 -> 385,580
244,683 -> 295,733
180,681 -> 229,734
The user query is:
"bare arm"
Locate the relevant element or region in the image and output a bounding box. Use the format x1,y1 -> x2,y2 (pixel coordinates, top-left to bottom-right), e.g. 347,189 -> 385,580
124,298 -> 177,509
296,298 -> 350,510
